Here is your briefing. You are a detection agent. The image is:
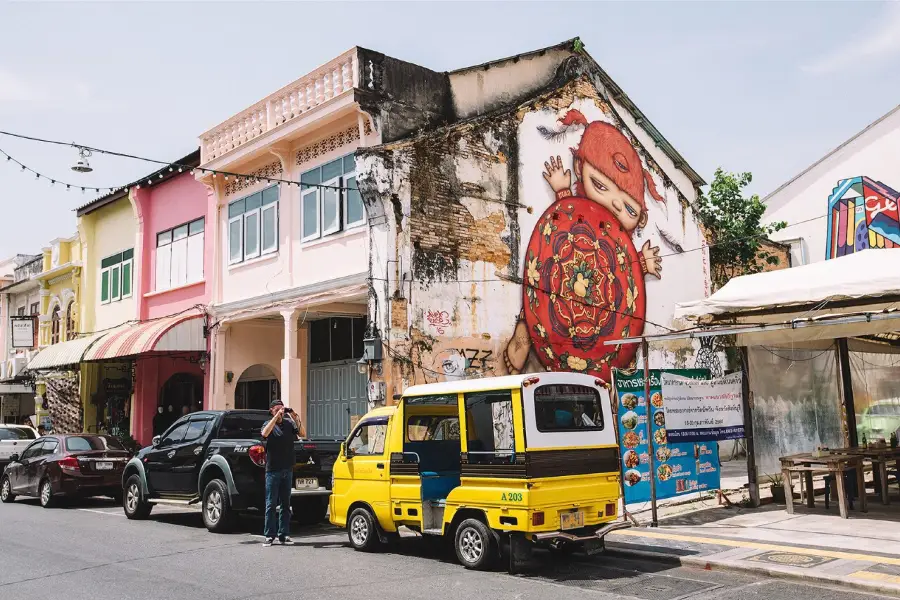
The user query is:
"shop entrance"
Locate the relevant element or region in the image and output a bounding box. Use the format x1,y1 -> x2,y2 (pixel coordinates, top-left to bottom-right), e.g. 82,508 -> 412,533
155,372 -> 203,435
307,316 -> 367,438
235,364 -> 280,411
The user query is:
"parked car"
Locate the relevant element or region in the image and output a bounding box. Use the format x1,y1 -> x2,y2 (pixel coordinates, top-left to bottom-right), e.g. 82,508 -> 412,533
0,424 -> 38,473
857,400 -> 900,443
121,410 -> 341,533
0,435 -> 129,507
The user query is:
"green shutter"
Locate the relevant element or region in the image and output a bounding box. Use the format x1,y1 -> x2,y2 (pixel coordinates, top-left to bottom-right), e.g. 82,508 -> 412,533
111,265 -> 120,299
122,261 -> 132,297
101,269 -> 109,302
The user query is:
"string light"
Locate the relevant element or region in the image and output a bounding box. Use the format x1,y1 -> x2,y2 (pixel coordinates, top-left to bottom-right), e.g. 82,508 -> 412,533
0,148 -> 120,194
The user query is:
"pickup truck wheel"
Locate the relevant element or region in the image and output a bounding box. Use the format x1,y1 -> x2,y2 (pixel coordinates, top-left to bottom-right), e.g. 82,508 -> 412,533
347,507 -> 381,552
123,475 -> 152,519
454,518 -> 496,570
292,497 -> 328,525
0,475 -> 14,503
202,479 -> 233,533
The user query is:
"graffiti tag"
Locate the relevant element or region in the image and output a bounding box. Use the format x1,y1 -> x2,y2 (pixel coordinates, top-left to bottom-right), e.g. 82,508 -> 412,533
425,310 -> 452,335
865,195 -> 897,220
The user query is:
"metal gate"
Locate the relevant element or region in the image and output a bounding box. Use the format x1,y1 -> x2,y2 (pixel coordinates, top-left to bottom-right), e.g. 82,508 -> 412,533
307,360 -> 367,439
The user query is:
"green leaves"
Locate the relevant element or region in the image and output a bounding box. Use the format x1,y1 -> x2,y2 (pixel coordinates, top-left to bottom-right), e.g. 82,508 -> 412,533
696,168 -> 787,290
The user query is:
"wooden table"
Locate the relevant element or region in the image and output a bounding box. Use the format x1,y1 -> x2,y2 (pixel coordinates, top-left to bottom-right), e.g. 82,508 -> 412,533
839,447 -> 900,505
779,453 -> 867,519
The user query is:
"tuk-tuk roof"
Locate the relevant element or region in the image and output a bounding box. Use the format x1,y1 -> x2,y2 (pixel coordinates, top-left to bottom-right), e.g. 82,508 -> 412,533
402,373 -> 598,398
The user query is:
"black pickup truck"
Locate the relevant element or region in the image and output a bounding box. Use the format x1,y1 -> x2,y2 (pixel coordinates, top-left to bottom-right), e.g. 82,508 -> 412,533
121,409 -> 340,533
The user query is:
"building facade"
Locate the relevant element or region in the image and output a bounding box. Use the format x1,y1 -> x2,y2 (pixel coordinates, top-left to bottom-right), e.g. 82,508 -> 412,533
0,255 -> 42,424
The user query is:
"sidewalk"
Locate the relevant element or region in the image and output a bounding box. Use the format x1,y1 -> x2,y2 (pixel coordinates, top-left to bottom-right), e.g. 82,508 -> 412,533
607,491 -> 900,597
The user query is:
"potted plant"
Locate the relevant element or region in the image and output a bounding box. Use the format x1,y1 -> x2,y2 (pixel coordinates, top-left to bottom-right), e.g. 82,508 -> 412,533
767,473 -> 790,503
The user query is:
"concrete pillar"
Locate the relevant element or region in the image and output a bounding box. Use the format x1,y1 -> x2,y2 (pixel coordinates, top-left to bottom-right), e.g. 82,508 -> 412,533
280,309 -> 303,417
210,324 -> 229,410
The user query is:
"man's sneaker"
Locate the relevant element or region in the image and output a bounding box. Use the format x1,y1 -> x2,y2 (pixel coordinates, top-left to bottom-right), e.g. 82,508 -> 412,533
263,537 -> 275,547
279,536 -> 294,546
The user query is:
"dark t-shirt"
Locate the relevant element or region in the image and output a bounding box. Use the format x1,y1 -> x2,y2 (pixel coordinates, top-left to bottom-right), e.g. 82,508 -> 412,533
262,417 -> 297,472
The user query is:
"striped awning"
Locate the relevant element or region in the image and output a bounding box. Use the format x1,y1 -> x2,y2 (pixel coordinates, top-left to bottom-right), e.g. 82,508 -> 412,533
83,314 -> 205,361
26,331 -> 109,371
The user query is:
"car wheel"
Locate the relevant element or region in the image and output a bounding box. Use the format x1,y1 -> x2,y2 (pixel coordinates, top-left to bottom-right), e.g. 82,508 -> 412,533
0,475 -> 14,503
202,479 -> 233,533
123,475 -> 152,519
454,518 -> 496,570
347,507 -> 382,552
39,479 -> 56,508
292,496 -> 328,525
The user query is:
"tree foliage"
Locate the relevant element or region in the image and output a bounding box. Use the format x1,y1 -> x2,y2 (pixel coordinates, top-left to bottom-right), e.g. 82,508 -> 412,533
695,168 -> 787,290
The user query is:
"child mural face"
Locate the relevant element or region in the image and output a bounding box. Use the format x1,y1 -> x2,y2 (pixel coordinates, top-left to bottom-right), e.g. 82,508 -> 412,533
576,158 -> 646,232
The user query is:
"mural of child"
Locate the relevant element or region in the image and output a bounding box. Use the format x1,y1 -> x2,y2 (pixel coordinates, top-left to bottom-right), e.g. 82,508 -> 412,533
504,108 -> 665,382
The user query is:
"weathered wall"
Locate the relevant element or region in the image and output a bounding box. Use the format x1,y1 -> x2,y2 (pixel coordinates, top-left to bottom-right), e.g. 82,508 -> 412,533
359,73 -> 711,400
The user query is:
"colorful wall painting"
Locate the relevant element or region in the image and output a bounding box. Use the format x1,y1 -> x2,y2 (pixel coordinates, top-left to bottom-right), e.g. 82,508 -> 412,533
826,176 -> 900,259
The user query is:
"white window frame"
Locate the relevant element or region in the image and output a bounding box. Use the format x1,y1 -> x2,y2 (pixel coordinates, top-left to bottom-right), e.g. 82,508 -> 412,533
321,176 -> 342,237
228,214 -> 244,265
243,207 -> 261,260
100,250 -> 133,304
121,256 -> 133,299
227,187 -> 278,265
301,187 -> 321,242
261,201 -> 279,254
344,173 -> 366,230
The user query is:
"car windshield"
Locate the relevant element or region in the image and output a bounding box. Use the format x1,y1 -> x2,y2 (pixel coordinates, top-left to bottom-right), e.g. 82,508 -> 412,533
65,436 -> 126,451
219,413 -> 269,439
0,427 -> 36,440
869,404 -> 900,416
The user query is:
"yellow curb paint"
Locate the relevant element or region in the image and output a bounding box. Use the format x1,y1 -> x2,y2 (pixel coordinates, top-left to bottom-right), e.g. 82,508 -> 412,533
849,571 -> 900,585
615,529 -> 900,567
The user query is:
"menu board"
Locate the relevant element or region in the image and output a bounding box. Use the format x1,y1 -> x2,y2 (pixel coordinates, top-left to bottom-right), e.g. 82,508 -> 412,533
613,368 -> 721,504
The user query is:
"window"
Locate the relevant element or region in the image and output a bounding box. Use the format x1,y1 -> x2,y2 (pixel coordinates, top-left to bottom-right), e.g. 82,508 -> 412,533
183,418 -> 212,443
300,154 -> 364,241
219,413 -> 270,439
464,391 -> 514,456
100,249 -> 133,304
0,427 -> 35,440
160,420 -> 189,446
407,416 -> 460,442
156,218 -> 204,291
16,306 -> 25,316
20,440 -> 44,460
30,302 -> 39,315
50,306 -> 61,345
228,187 -> 278,265
41,440 -> 59,455
347,417 -> 388,456
65,436 -> 124,451
533,384 -> 604,432
65,302 -> 75,341
309,317 -> 366,363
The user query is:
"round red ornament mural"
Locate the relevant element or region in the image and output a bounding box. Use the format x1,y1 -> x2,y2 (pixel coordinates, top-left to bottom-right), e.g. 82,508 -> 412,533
522,198 -> 645,381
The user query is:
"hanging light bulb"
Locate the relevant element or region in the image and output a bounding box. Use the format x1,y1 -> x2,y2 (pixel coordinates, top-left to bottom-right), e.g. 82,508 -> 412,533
71,147 -> 93,173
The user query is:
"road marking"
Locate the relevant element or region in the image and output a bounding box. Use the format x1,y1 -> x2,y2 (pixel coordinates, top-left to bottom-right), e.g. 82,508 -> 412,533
615,529 -> 900,566
76,508 -> 124,516
850,571 -> 900,585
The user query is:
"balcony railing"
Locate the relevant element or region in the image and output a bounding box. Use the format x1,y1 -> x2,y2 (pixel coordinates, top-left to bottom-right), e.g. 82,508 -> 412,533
14,258 -> 42,282
200,49 -> 359,163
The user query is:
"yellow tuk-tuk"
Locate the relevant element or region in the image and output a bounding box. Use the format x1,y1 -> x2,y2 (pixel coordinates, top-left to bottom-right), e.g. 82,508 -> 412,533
329,373 -> 628,571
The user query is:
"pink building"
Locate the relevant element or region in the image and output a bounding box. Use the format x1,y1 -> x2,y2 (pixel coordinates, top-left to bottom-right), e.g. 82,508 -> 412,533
130,149 -> 213,445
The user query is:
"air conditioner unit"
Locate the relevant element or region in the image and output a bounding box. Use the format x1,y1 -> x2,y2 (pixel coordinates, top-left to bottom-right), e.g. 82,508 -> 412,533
10,356 -> 27,378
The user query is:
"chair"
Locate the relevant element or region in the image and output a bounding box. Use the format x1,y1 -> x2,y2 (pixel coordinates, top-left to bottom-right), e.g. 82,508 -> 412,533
823,469 -> 856,510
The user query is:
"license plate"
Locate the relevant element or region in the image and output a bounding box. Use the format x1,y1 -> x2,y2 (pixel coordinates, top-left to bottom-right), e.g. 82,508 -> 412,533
295,477 -> 318,489
96,462 -> 113,471
560,511 -> 584,530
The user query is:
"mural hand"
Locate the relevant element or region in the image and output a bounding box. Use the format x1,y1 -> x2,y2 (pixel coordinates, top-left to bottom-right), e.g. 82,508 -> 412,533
542,155 -> 572,193
641,240 -> 662,279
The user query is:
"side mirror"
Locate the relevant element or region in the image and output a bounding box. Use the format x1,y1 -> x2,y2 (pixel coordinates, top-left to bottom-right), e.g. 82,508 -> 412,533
344,443 -> 355,460
340,442 -> 347,461
8,453 -> 19,463
152,436 -> 160,447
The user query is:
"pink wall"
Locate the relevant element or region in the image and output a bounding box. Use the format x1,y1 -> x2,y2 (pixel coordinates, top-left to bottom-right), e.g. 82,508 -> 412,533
133,356 -> 208,446
133,172 -> 213,320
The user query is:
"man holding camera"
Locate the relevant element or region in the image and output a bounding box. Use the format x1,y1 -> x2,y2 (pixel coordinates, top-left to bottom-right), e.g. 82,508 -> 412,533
261,399 -> 302,546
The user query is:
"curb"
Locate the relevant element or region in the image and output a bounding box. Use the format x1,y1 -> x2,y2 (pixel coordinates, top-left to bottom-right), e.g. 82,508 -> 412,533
605,546 -> 900,598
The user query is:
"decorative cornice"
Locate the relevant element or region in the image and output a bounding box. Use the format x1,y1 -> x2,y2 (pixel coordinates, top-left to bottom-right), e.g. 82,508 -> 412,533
295,125 -> 364,167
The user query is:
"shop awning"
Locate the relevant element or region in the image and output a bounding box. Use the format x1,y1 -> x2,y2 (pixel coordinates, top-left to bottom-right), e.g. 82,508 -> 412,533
83,313 -> 205,361
25,331 -> 109,371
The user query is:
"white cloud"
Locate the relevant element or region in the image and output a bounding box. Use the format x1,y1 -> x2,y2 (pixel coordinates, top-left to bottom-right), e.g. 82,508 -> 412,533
801,3 -> 900,74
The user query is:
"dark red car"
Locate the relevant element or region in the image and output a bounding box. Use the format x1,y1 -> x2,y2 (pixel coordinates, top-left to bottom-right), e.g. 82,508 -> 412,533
0,435 -> 130,507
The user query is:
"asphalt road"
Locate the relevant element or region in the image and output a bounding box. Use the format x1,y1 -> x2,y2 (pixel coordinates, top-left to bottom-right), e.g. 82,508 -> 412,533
0,496 -> 890,600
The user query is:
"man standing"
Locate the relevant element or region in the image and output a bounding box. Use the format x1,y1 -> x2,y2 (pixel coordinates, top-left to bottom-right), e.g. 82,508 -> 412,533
260,399 -> 302,546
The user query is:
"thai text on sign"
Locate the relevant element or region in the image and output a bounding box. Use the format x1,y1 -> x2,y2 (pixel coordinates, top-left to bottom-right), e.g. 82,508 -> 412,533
661,372 -> 744,442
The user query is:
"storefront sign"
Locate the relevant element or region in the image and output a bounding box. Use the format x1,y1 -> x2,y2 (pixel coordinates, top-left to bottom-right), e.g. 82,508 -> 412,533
11,316 -> 36,348
661,372 -> 744,442
614,368 -> 721,504
104,378 -> 132,395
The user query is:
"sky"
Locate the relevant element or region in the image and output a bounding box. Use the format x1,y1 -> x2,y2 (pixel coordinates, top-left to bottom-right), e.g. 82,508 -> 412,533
1,1 -> 899,258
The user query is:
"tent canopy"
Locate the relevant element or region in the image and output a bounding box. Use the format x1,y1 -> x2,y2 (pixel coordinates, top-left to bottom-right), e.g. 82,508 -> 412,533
673,250 -> 900,347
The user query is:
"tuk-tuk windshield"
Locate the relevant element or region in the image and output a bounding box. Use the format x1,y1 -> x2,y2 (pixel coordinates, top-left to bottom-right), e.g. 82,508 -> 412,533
533,384 -> 604,432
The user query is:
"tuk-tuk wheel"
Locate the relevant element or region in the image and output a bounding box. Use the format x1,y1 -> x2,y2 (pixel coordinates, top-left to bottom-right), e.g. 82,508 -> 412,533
347,507 -> 382,552
454,518 -> 496,570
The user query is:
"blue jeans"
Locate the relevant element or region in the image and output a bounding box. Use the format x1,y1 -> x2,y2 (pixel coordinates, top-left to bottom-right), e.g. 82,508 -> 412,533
264,469 -> 292,539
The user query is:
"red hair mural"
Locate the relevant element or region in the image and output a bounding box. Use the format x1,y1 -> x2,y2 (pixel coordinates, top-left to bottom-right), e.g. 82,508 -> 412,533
504,108 -> 664,382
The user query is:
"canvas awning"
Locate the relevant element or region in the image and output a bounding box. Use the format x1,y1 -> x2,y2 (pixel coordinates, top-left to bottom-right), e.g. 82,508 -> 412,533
83,313 -> 205,361
26,331 -> 109,371
671,250 -> 900,347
